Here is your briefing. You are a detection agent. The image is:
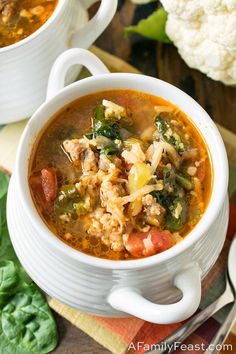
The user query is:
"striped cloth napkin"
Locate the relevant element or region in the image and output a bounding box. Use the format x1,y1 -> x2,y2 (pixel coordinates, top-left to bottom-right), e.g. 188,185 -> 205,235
0,120 -> 236,354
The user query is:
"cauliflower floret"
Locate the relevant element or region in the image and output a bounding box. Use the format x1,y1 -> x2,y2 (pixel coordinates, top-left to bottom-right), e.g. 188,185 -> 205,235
161,0 -> 203,21
102,100 -> 127,120
161,0 -> 236,85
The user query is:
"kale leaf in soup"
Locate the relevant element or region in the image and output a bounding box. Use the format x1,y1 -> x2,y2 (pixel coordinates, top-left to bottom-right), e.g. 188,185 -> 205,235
29,90 -> 212,260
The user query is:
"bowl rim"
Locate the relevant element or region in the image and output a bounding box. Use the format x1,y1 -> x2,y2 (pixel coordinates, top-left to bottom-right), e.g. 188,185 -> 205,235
15,73 -> 229,270
0,0 -> 68,53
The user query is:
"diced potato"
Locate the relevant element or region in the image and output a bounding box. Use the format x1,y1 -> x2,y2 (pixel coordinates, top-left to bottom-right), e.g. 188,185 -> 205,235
128,162 -> 152,193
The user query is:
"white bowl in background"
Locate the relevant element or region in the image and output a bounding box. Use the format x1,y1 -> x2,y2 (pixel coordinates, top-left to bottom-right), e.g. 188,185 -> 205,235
0,0 -> 117,124
7,49 -> 229,324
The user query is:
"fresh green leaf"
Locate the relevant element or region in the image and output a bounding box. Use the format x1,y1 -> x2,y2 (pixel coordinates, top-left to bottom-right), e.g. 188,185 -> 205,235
0,171 -> 58,353
124,8 -> 171,43
0,330 -> 32,354
1,284 -> 58,354
0,171 -> 9,200
0,194 -> 7,236
0,261 -> 18,305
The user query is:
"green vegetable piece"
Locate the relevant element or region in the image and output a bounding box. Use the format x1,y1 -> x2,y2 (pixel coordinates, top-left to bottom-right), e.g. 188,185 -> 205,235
88,104 -> 122,140
0,170 -> 58,353
75,202 -> 87,216
155,116 -> 169,135
1,284 -> 58,354
124,8 -> 171,43
176,173 -> 193,190
55,184 -> 80,215
96,124 -> 121,140
166,199 -> 187,232
0,261 -> 18,305
155,115 -> 184,152
0,171 -> 9,200
85,131 -> 95,140
101,145 -> 119,157
60,185 -> 78,199
93,105 -> 106,131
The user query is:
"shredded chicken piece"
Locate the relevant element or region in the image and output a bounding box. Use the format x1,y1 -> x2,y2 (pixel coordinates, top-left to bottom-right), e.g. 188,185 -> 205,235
62,138 -> 89,162
162,142 -> 181,169
121,143 -> 146,164
173,202 -> 183,219
81,148 -> 98,173
187,166 -> 197,176
142,194 -> 166,227
146,141 -> 164,173
121,182 -> 163,205
30,5 -> 44,16
86,208 -> 124,252
140,126 -> 156,141
181,148 -> 198,160
100,177 -> 126,229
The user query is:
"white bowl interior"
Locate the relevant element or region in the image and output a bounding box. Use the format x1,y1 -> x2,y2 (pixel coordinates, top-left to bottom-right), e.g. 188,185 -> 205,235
15,73 -> 229,269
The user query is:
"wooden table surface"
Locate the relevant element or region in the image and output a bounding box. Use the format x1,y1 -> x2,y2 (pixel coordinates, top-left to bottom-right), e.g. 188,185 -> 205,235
53,1 -> 236,353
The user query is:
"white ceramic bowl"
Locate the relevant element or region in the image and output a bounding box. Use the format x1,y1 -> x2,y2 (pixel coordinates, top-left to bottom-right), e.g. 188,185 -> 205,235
0,0 -> 117,124
7,49 -> 229,324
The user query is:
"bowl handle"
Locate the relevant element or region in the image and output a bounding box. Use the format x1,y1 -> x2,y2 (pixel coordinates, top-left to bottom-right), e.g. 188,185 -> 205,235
46,48 -> 109,100
71,0 -> 118,49
108,263 -> 202,324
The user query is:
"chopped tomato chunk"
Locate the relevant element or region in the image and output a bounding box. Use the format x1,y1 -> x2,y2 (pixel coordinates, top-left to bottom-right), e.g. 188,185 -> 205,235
123,228 -> 175,258
41,168 -> 58,202
196,162 -> 205,182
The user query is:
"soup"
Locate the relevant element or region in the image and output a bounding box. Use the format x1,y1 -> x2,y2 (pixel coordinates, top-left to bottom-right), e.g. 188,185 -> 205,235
29,90 -> 212,260
0,0 -> 58,47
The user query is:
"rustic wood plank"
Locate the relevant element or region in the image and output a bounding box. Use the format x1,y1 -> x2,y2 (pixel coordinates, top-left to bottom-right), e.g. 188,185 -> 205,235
155,43 -> 236,134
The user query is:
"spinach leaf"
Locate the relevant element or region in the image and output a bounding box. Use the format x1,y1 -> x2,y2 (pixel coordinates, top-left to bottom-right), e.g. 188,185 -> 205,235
1,284 -> 58,354
0,171 -> 9,200
152,167 -> 189,231
0,171 -> 58,353
124,8 -> 171,43
0,261 -> 18,305
88,104 -> 122,140
155,115 -> 184,152
101,145 -> 119,157
0,330 -> 32,354
96,124 -> 121,140
166,198 -> 187,232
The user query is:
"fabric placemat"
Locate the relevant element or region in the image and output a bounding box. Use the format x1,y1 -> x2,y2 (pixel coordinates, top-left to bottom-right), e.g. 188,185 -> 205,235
0,46 -> 236,354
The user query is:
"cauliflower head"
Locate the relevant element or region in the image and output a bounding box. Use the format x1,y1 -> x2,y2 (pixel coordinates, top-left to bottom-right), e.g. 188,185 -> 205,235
161,0 -> 236,85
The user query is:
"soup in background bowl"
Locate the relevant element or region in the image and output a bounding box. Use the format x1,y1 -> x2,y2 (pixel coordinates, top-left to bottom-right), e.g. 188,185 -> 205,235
0,0 -> 118,124
7,49 -> 228,323
0,0 -> 58,47
29,89 -> 212,260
